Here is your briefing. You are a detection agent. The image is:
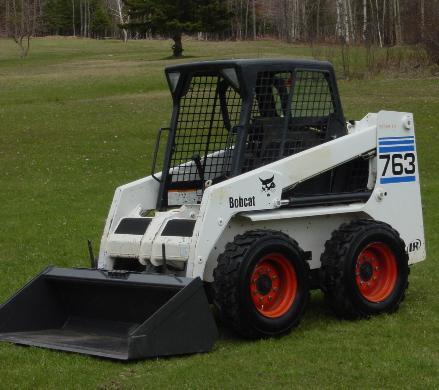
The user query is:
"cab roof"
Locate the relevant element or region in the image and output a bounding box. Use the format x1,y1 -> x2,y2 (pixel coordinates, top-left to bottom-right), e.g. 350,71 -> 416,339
164,58 -> 338,100
165,58 -> 334,74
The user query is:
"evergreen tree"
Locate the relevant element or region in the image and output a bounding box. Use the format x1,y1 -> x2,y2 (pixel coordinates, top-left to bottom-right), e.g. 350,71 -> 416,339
92,2 -> 112,37
43,0 -> 111,38
44,0 -> 73,35
123,0 -> 230,57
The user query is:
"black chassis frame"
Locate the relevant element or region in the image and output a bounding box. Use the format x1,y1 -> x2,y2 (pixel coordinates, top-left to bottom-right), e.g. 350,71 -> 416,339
156,59 -> 346,210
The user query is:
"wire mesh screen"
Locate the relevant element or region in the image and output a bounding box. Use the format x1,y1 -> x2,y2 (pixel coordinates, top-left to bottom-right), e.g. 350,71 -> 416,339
340,157 -> 370,192
242,72 -> 291,173
291,71 -> 334,118
167,75 -> 241,202
242,70 -> 335,173
252,71 -> 292,118
285,70 -> 336,153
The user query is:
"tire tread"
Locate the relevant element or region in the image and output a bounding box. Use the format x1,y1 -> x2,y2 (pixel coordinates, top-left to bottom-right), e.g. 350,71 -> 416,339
320,219 -> 409,319
213,229 -> 310,338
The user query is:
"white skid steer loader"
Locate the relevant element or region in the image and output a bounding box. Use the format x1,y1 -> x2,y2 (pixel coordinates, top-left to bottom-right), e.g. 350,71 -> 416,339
0,59 -> 426,360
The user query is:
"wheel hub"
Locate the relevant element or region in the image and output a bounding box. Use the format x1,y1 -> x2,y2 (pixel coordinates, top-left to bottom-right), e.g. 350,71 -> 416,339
255,274 -> 272,295
249,253 -> 298,318
359,262 -> 373,281
355,242 -> 398,303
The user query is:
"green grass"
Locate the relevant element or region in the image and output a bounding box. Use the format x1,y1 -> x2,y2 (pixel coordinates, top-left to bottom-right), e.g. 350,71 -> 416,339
0,37 -> 438,389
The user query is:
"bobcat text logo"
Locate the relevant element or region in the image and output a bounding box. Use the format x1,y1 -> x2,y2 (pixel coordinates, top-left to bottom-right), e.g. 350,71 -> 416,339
259,175 -> 276,197
406,239 -> 422,253
229,196 -> 256,209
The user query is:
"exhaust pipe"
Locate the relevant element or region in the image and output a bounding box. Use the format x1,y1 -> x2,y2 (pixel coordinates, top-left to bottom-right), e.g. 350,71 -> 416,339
0,267 -> 217,360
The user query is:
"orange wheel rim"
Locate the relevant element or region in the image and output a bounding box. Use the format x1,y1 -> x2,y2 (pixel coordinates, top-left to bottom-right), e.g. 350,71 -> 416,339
355,242 -> 398,303
249,252 -> 297,318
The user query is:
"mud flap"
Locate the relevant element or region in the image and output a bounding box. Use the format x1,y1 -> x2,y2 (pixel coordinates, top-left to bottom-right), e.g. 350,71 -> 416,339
0,267 -> 218,360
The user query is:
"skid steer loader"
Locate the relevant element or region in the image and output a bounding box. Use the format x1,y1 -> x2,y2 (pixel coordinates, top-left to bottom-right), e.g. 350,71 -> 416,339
0,59 -> 426,360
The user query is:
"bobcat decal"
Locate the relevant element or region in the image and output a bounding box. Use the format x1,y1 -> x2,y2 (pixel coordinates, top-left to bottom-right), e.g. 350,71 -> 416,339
259,175 -> 276,197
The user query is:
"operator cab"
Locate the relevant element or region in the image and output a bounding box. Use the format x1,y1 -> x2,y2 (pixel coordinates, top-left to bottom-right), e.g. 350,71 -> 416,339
154,59 -> 369,210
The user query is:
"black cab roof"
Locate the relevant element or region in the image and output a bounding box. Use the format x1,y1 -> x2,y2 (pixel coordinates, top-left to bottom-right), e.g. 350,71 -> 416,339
165,58 -> 334,74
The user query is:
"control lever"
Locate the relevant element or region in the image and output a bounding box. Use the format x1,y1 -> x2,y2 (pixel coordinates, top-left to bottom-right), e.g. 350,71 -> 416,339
191,154 -> 205,183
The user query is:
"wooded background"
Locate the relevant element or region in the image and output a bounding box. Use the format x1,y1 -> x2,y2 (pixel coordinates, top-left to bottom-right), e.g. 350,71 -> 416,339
1,0 -> 438,60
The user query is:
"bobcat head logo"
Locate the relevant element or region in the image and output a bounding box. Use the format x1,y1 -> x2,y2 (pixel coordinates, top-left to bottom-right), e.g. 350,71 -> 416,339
259,175 -> 276,197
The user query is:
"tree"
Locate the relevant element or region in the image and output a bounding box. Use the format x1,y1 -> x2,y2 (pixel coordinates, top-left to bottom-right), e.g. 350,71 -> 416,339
423,0 -> 439,64
5,0 -> 41,58
123,0 -> 231,57
91,1 -> 111,36
44,0 -> 112,38
44,0 -> 73,35
108,0 -> 129,42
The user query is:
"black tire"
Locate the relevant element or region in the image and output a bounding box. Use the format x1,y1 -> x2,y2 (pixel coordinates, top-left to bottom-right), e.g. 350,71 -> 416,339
213,230 -> 310,339
320,219 -> 409,319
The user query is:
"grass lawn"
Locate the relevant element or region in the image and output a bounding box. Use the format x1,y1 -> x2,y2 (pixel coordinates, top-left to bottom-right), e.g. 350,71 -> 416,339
0,37 -> 438,389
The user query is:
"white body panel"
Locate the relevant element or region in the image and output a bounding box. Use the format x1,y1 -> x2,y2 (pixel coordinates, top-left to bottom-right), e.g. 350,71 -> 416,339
98,111 -> 426,282
97,174 -> 161,269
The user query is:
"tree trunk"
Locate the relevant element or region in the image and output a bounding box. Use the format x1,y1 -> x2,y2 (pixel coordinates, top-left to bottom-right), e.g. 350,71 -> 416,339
115,0 -> 128,42
72,0 -> 75,36
347,0 -> 354,42
24,35 -> 30,57
14,34 -> 30,58
238,0 -> 243,40
87,0 -> 91,37
316,0 -> 320,40
336,0 -> 342,40
80,0 -> 83,36
363,0 -> 367,41
252,0 -> 256,40
172,33 -> 183,57
394,0 -> 402,44
84,0 -> 88,37
375,0 -> 382,47
343,0 -> 350,43
122,28 -> 128,43
244,0 -> 248,39
382,0 -> 386,44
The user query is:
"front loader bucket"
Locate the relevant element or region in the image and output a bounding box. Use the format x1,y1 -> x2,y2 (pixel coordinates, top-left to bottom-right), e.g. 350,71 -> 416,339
0,267 -> 218,360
